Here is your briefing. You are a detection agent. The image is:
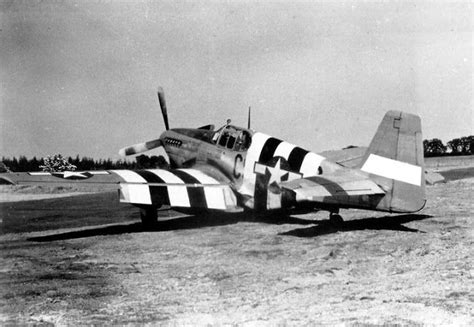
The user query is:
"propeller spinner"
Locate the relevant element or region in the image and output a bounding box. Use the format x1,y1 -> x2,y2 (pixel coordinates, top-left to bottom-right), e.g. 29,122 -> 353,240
118,87 -> 170,156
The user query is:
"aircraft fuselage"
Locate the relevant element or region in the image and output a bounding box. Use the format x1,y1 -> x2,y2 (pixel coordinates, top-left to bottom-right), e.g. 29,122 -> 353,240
159,124 -> 345,211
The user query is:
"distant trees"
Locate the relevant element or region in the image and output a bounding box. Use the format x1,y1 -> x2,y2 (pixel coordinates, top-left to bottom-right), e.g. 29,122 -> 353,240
423,135 -> 474,157
1,154 -> 169,172
423,138 -> 446,157
3,156 -> 41,172
446,136 -> 474,155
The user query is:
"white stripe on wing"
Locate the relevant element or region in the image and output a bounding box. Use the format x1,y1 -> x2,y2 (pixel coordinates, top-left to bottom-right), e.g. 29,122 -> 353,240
113,170 -> 147,183
113,170 -> 151,204
177,169 -> 220,185
149,170 -> 190,207
179,169 -> 227,209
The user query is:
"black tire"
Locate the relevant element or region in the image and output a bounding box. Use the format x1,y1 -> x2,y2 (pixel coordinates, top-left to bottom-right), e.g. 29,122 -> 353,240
329,213 -> 344,227
140,207 -> 158,229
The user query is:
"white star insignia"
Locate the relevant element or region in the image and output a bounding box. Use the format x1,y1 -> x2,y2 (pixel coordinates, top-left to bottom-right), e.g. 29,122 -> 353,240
254,158 -> 302,185
265,158 -> 287,184
52,171 -> 93,179
64,172 -> 88,178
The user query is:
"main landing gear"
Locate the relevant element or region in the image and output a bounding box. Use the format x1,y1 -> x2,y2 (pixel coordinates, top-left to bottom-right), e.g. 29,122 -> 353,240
329,211 -> 344,226
140,206 -> 158,229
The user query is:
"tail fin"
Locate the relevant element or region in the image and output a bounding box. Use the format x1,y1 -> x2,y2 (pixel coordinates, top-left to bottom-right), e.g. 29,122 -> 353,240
360,111 -> 426,213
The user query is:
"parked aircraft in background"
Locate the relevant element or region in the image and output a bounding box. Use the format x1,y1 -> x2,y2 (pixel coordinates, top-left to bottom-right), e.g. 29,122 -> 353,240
1,88 -> 426,228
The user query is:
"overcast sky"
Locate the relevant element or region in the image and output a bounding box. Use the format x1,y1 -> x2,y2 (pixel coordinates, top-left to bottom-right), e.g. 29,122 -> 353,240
1,1 -> 472,160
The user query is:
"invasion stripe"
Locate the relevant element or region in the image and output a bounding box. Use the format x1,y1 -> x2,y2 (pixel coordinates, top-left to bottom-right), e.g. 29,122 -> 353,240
246,133 -> 271,165
179,169 -> 227,209
300,152 -> 325,177
258,137 -> 282,163
113,170 -> 151,204
135,170 -> 164,183
273,142 -> 296,160
287,147 -> 309,172
239,132 -> 271,196
149,170 -> 190,207
135,170 -> 170,205
180,169 -> 220,185
113,170 -> 147,183
172,170 -> 207,208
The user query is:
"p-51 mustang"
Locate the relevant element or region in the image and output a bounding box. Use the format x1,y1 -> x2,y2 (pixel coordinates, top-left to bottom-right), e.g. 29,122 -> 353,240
1,88 -> 426,227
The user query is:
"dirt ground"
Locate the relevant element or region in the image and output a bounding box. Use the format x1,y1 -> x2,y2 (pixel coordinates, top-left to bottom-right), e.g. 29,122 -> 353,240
0,167 -> 473,325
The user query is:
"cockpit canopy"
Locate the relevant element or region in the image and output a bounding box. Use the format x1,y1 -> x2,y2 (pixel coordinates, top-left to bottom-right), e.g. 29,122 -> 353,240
211,124 -> 252,152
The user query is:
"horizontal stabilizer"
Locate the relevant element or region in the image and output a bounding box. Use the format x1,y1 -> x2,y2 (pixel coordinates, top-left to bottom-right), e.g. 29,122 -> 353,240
279,171 -> 385,210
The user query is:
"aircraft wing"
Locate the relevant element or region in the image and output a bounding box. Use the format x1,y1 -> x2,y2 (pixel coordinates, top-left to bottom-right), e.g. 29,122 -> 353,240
0,168 -> 241,212
278,170 -> 385,208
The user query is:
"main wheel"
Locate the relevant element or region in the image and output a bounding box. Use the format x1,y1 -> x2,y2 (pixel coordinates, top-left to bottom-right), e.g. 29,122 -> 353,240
329,213 -> 344,226
140,207 -> 158,229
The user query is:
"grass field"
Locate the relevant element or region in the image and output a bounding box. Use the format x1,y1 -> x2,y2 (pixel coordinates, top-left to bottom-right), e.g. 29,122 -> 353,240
425,155 -> 474,171
0,157 -> 473,325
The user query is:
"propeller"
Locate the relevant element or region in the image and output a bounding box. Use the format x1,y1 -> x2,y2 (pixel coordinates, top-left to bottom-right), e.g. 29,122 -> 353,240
118,138 -> 163,157
157,87 -> 169,131
118,87 -> 170,156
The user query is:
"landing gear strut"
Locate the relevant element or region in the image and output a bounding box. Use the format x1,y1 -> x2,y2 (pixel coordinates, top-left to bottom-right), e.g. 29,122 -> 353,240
140,206 -> 158,229
329,211 -> 344,226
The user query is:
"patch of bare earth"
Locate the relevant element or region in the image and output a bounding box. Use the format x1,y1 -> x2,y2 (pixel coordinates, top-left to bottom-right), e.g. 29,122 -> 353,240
0,179 -> 473,325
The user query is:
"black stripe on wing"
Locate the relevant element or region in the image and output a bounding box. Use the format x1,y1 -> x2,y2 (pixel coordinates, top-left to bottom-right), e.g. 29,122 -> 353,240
134,170 -> 170,205
171,170 -> 207,208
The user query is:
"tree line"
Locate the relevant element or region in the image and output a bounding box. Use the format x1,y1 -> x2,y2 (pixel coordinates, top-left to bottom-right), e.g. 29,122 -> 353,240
423,135 -> 474,157
1,154 -> 169,173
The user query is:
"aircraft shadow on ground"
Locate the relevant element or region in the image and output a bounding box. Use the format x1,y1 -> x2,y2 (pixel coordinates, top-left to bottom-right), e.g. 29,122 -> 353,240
280,214 -> 433,238
28,212 -> 432,242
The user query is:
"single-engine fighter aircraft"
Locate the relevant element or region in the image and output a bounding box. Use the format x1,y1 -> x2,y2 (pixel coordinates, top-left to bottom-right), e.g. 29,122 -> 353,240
1,88 -> 426,227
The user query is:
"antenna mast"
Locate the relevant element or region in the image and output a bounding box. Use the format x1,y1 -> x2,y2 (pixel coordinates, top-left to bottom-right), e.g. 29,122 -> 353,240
247,106 -> 251,129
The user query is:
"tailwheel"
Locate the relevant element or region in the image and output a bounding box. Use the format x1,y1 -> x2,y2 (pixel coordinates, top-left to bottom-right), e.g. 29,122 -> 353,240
140,206 -> 158,229
329,212 -> 344,227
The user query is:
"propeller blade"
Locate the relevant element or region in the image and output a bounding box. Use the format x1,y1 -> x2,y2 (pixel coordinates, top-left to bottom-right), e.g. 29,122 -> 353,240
157,87 -> 170,131
118,138 -> 163,156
